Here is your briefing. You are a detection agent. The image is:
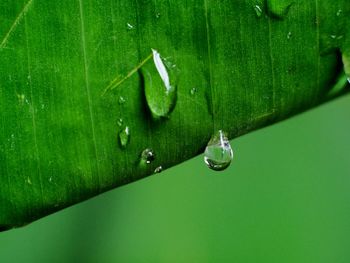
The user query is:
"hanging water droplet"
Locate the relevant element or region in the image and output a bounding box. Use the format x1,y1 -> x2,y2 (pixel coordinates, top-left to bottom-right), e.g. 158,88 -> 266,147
140,148 -> 155,164
287,31 -> 292,40
254,5 -> 263,18
117,118 -> 123,127
204,130 -> 233,171
154,166 -> 163,174
119,126 -> 130,148
342,52 -> 350,83
119,96 -> 126,105
190,87 -> 197,95
266,0 -> 293,19
143,49 -> 178,118
126,23 -> 134,30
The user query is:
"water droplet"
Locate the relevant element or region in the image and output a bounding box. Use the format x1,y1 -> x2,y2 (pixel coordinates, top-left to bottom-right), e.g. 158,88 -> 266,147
204,130 -> 233,171
118,96 -> 126,105
140,148 -> 155,164
342,52 -> 350,83
287,31 -> 292,40
117,118 -> 123,127
155,12 -> 161,19
154,166 -> 163,174
330,34 -> 343,40
126,23 -> 134,30
266,0 -> 293,19
143,49 -> 178,118
119,126 -> 130,148
254,5 -> 263,18
190,87 -> 197,95
336,9 -> 343,17
26,177 -> 32,185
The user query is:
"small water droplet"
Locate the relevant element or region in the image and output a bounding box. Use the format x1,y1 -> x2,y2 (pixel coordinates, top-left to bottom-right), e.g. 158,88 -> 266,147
155,12 -> 161,19
190,87 -> 197,95
336,9 -> 343,17
143,49 -> 178,118
26,177 -> 32,185
119,126 -> 130,148
287,31 -> 292,40
126,23 -> 134,30
140,148 -> 155,164
330,34 -> 344,40
266,0 -> 293,19
119,96 -> 126,105
49,176 -> 53,183
117,118 -> 123,127
154,166 -> 163,174
204,130 -> 233,171
254,5 -> 263,17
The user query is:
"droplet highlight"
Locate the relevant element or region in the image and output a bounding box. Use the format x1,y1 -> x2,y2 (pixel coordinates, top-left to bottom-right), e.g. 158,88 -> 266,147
143,49 -> 178,118
190,87 -> 197,96
140,148 -> 155,164
204,130 -> 233,171
118,96 -> 126,105
119,126 -> 130,148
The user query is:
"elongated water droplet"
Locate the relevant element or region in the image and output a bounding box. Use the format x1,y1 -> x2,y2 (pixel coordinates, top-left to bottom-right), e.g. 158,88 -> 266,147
119,126 -> 130,148
126,23 -> 134,30
117,118 -> 123,127
343,52 -> 350,83
254,5 -> 263,18
154,166 -> 163,174
143,49 -> 178,118
140,148 -> 155,164
266,0 -> 293,19
204,130 -> 233,171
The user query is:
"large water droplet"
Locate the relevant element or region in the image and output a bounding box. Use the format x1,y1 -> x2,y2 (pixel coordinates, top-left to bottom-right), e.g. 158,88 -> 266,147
204,130 -> 233,171
266,0 -> 293,19
119,126 -> 130,148
253,5 -> 263,18
140,148 -> 155,164
143,49 -> 178,118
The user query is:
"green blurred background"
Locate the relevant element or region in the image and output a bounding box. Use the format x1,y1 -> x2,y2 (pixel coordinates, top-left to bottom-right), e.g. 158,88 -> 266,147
0,95 -> 349,262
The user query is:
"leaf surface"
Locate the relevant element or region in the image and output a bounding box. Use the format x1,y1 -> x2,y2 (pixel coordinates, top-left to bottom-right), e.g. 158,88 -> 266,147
0,0 -> 349,230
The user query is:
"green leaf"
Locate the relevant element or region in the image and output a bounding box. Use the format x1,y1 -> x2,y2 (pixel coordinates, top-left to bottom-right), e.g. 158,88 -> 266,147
0,0 -> 349,230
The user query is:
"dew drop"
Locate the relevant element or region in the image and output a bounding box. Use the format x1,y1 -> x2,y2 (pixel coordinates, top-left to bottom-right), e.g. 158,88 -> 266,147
266,0 -> 293,19
118,96 -> 126,105
336,9 -> 343,17
204,130 -> 233,171
119,126 -> 130,148
154,166 -> 163,174
254,5 -> 263,18
140,148 -> 155,164
287,31 -> 292,40
190,87 -> 197,95
143,49 -> 178,118
155,12 -> 161,19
